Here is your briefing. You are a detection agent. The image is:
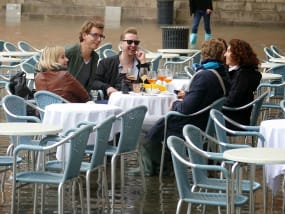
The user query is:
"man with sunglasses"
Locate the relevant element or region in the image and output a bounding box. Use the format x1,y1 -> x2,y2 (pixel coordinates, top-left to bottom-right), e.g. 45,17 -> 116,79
65,19 -> 105,92
93,27 -> 149,100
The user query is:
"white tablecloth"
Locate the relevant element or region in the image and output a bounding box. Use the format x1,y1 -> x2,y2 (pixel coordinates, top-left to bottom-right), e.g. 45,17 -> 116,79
43,103 -> 123,160
259,119 -> 285,194
108,91 -> 176,117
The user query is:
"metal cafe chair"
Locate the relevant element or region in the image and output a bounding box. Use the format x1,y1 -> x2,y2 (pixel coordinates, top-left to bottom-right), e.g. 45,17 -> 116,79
105,105 -> 147,209
17,40 -> 41,52
160,97 -> 226,181
34,90 -> 70,120
45,116 -> 116,214
183,124 -> 261,213
11,124 -> 93,214
167,135 -> 248,214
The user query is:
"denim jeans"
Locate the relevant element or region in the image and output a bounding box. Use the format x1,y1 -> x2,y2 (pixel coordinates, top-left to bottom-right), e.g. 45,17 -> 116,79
191,10 -> 211,34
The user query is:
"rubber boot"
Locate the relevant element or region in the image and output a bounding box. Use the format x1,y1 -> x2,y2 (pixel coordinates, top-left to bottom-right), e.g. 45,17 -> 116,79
205,33 -> 212,41
189,33 -> 197,48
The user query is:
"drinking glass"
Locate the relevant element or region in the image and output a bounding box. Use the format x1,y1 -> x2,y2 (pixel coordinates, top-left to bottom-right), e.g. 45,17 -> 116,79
139,68 -> 148,92
157,69 -> 167,85
147,70 -> 157,94
164,69 -> 173,91
126,68 -> 136,81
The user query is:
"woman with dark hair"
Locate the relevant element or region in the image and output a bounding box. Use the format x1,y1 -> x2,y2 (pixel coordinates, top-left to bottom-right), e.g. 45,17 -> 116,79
223,39 -> 262,127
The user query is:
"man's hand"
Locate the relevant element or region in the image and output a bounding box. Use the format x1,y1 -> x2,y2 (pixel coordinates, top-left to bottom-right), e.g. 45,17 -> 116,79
136,50 -> 146,64
206,9 -> 212,14
107,87 -> 118,97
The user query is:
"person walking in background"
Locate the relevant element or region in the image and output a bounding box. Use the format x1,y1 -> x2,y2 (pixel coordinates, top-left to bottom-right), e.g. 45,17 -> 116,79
65,19 -> 105,93
222,39 -> 261,129
189,0 -> 213,48
35,46 -> 90,103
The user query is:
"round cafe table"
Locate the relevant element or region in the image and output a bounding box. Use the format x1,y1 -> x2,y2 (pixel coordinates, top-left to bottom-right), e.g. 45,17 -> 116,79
108,91 -> 177,117
43,103 -> 123,160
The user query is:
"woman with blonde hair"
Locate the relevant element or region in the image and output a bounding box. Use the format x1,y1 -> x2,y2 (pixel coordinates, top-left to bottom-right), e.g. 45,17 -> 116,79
35,46 -> 90,102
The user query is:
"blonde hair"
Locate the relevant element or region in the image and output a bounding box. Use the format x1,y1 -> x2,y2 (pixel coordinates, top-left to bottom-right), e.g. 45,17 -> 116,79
38,46 -> 65,71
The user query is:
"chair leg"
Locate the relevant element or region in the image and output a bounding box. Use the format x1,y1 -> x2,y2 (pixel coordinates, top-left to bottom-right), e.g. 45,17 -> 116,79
58,183 -> 64,214
102,166 -> 110,210
176,199 -> 183,214
0,170 -> 7,204
33,183 -> 38,213
137,152 -> 146,192
10,179 -> 16,214
78,178 -> 85,214
86,171 -> 91,214
159,141 -> 166,182
111,155 -> 118,210
120,154 -> 125,208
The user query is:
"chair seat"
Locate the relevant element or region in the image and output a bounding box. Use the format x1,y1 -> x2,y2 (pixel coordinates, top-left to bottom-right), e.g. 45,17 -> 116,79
196,178 -> 261,192
0,156 -> 21,166
185,192 -> 248,207
105,145 -> 117,156
15,171 -> 64,184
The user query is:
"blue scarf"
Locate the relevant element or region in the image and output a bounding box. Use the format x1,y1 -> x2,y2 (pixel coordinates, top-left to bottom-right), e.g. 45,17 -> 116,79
193,59 -> 223,71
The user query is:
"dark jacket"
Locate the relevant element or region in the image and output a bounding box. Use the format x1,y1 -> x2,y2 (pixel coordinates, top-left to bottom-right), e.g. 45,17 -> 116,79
35,70 -> 90,103
65,44 -> 99,92
93,53 -> 149,99
146,64 -> 230,142
189,0 -> 213,16
223,65 -> 262,126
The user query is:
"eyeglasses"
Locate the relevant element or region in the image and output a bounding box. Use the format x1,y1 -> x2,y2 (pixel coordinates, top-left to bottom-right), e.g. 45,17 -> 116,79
123,40 -> 140,45
88,33 -> 105,41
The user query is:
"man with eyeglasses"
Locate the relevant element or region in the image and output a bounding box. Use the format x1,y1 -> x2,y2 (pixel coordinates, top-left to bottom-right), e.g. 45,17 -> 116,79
93,27 -> 149,100
65,19 -> 105,92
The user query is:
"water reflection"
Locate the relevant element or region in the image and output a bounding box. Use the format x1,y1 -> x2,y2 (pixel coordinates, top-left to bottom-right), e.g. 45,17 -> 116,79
0,17 -> 285,59
1,17 -> 285,213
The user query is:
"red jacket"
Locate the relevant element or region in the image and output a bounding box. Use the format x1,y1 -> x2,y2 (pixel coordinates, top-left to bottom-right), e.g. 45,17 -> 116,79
35,70 -> 90,103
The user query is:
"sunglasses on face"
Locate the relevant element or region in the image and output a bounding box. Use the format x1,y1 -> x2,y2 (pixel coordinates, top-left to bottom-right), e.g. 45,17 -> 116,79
88,33 -> 105,41
123,40 -> 140,45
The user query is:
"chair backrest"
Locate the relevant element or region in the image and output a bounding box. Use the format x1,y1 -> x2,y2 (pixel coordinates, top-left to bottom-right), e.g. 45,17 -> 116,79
34,90 -> 69,120
103,49 -> 118,58
164,56 -> 193,79
2,94 -> 41,145
264,47 -> 278,61
116,105 -> 147,153
191,50 -> 201,65
0,40 -> 4,52
89,116 -> 116,169
182,124 -> 209,186
63,124 -> 93,180
2,94 -> 40,122
270,45 -> 285,58
17,41 -> 40,52
249,92 -> 268,126
204,97 -> 227,136
167,136 -> 193,199
95,43 -> 112,59
4,42 -> 18,52
151,54 -> 162,72
210,109 -> 231,152
184,66 -> 195,79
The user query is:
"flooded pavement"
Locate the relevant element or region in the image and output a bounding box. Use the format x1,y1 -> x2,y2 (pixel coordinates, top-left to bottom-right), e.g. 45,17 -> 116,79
1,17 -> 285,213
1,17 -> 285,59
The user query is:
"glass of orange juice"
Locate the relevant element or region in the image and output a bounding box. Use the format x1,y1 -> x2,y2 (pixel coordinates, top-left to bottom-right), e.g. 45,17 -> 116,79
147,70 -> 157,93
158,69 -> 167,85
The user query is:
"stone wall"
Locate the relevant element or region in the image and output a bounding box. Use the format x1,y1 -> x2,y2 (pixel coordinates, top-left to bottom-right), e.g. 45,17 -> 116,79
0,0 -> 284,25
